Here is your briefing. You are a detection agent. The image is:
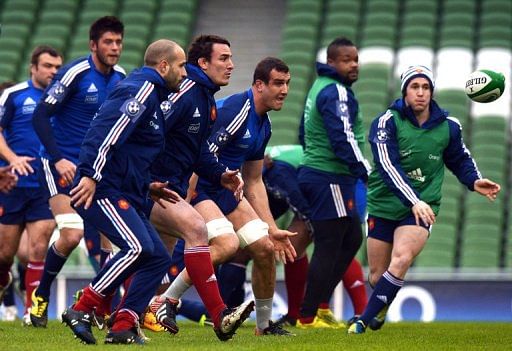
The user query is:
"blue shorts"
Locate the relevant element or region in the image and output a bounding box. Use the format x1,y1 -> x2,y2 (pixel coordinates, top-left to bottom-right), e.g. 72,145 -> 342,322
367,214 -> 431,243
83,222 -> 101,256
298,166 -> 357,221
0,187 -> 53,224
39,157 -> 72,198
190,186 -> 238,216
264,160 -> 311,219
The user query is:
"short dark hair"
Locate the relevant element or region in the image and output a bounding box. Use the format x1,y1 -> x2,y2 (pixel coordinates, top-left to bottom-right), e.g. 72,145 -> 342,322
187,34 -> 230,66
252,57 -> 289,85
30,45 -> 62,66
327,37 -> 355,61
89,16 -> 124,42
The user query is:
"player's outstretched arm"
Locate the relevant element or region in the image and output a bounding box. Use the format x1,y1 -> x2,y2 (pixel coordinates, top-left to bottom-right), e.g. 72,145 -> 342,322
474,178 -> 500,201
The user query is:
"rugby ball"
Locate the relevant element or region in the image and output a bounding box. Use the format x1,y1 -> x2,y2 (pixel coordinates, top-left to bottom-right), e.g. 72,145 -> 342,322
465,69 -> 505,103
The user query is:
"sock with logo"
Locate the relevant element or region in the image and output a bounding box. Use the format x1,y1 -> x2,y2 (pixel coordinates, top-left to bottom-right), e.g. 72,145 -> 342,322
25,261 -> 44,312
183,246 -> 226,327
36,243 -> 67,299
342,259 -> 368,315
255,298 -> 273,331
359,270 -> 403,325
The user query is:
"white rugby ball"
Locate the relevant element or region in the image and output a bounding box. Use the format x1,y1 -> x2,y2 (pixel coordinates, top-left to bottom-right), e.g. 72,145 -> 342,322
465,69 -> 505,103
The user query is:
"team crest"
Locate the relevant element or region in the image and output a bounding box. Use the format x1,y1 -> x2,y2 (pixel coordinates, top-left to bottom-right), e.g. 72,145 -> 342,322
210,105 -> 217,121
375,128 -> 388,143
214,127 -> 229,145
368,217 -> 375,231
170,265 -> 179,277
58,177 -> 67,188
347,198 -> 354,211
48,81 -> 66,101
336,101 -> 348,117
118,199 -> 130,210
160,99 -> 173,119
120,98 -> 145,122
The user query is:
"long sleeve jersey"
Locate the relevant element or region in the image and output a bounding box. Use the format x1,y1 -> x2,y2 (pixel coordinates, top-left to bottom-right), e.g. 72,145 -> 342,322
33,55 -> 125,164
0,80 -> 44,187
76,67 -> 170,209
301,62 -> 371,181
367,98 -> 481,220
150,64 -> 226,197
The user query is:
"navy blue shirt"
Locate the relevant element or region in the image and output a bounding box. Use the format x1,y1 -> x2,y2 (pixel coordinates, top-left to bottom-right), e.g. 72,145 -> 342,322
151,64 -> 226,198
0,80 -> 44,187
33,55 -> 125,163
76,67 -> 170,209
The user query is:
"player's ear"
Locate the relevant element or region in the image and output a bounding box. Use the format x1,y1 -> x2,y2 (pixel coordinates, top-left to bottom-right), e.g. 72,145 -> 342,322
197,57 -> 209,71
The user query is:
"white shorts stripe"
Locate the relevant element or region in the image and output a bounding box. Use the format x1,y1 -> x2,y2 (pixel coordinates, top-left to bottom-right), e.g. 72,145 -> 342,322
92,199 -> 142,293
330,183 -> 347,217
41,158 -> 58,197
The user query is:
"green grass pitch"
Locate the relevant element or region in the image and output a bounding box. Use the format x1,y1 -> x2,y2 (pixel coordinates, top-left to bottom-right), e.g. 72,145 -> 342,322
1,321 -> 512,350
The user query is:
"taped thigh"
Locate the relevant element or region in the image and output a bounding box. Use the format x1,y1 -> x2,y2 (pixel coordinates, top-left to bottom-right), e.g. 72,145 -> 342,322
55,213 -> 84,230
206,217 -> 235,242
236,219 -> 269,249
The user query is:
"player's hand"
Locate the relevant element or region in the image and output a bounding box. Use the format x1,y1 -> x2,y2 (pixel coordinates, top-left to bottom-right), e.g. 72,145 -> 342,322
474,178 -> 500,201
149,181 -> 181,208
9,155 -> 35,176
220,169 -> 244,201
412,200 -> 435,226
0,165 -> 17,193
269,228 -> 297,263
70,176 -> 96,210
55,158 -> 76,186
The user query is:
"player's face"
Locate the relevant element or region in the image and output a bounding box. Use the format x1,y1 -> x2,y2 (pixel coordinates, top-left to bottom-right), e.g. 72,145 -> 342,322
163,48 -> 187,92
201,43 -> 234,86
31,53 -> 63,89
260,69 -> 290,112
405,77 -> 431,113
328,45 -> 359,83
91,31 -> 123,69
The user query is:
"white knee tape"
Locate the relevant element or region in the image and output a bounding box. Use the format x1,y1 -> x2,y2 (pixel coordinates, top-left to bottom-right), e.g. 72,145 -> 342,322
206,217 -> 235,241
236,219 -> 269,248
55,213 -> 84,230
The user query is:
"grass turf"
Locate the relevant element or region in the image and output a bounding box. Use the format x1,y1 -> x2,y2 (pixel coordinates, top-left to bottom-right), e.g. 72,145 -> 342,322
1,321 -> 511,350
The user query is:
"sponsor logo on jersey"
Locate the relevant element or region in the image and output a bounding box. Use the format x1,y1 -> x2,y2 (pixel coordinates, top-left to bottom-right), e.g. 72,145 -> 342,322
242,129 -> 251,139
400,149 -> 412,157
22,97 -> 36,114
407,168 -> 425,182
192,107 -> 201,118
149,120 -> 160,130
118,199 -> 130,210
87,83 -> 98,93
428,153 -> 440,161
188,123 -> 200,133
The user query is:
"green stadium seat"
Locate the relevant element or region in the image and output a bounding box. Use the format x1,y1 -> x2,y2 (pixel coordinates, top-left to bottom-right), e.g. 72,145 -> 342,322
482,0 -> 512,13
402,12 -> 437,28
83,0 -> 118,12
442,12 -> 475,27
121,0 -> 158,13
42,0 -> 78,13
443,0 -> 476,14
282,25 -> 318,42
0,37 -> 26,52
367,0 -> 400,13
287,0 -> 323,15
361,25 -> 396,48
403,0 -> 437,14
157,11 -> 194,27
285,12 -> 320,27
322,25 -> 358,46
160,0 -> 198,13
2,0 -> 38,13
479,27 -> 512,49
460,250 -> 500,268
0,63 -> 17,80
39,10 -> 75,26
326,0 -> 361,14
121,11 -> 153,26
1,10 -> 34,25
